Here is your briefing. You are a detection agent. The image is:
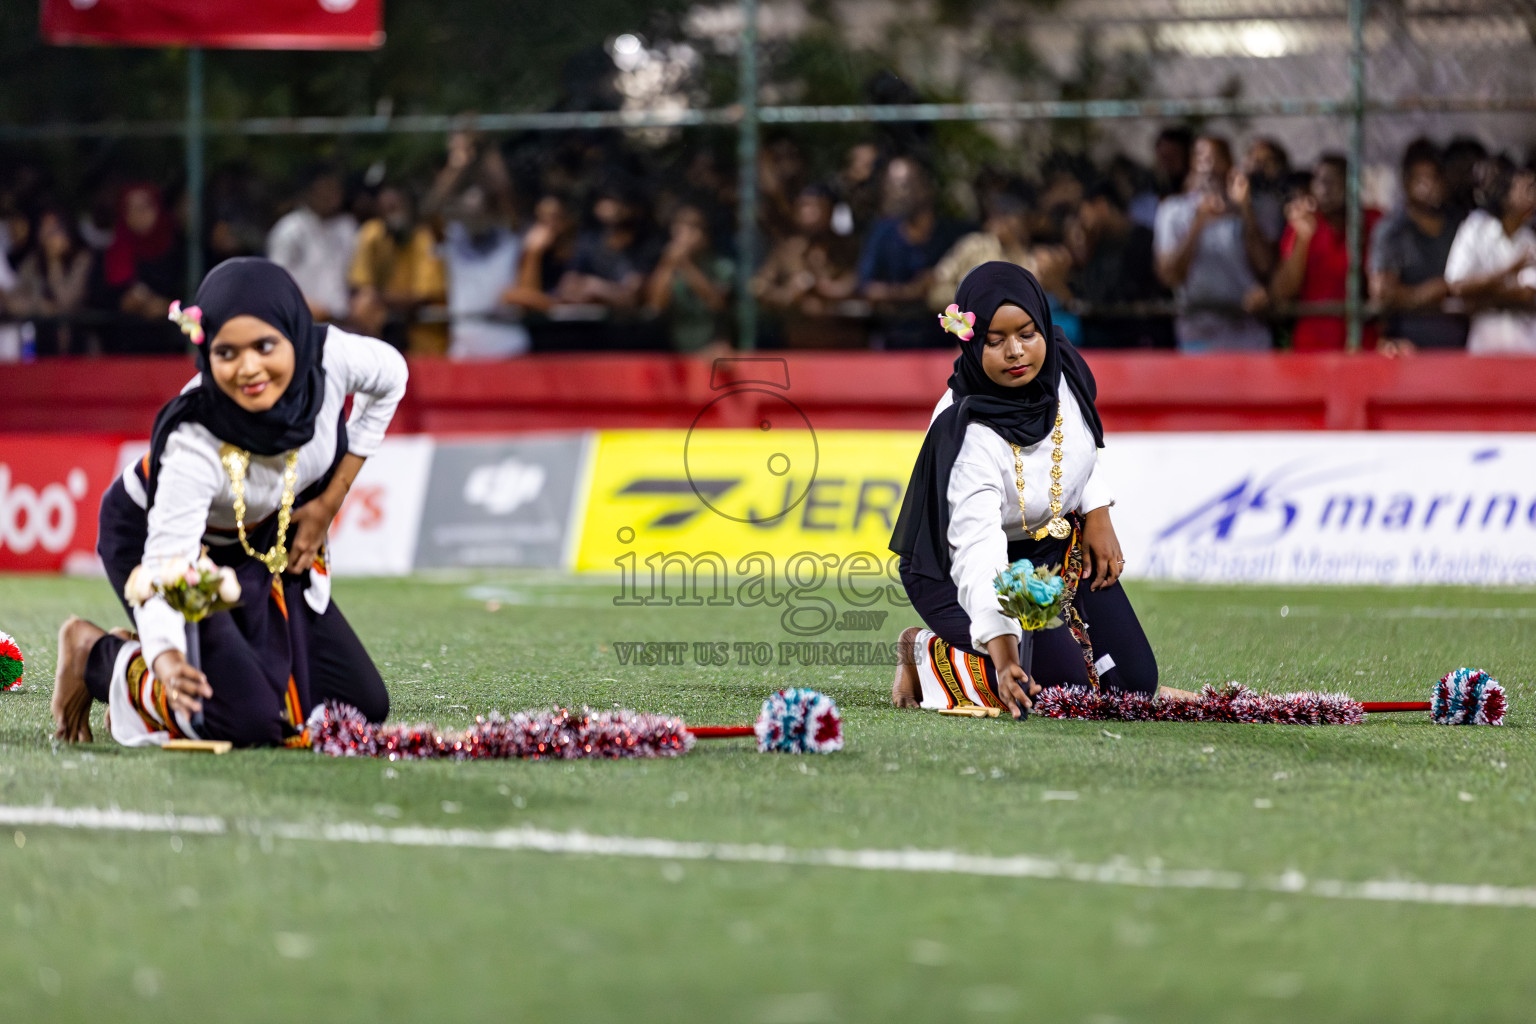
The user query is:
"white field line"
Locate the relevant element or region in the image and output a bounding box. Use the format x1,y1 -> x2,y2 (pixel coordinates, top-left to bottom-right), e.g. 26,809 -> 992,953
3,803 -> 1533,910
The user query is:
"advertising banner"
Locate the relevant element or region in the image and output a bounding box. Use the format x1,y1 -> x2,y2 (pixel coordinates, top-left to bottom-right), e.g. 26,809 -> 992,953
573,428 -> 923,578
325,436 -> 433,576
41,0 -> 384,50
0,435 -> 122,573
414,435 -> 588,568
1106,433 -> 1536,585
20,429 -> 1536,587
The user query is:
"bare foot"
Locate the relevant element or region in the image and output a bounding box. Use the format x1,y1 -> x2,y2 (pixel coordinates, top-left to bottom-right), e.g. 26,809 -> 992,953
53,616 -> 104,743
891,626 -> 923,708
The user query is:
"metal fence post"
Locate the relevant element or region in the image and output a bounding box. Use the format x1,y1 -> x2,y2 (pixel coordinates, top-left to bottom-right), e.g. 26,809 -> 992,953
734,0 -> 759,351
1346,0 -> 1365,352
185,46 -> 205,297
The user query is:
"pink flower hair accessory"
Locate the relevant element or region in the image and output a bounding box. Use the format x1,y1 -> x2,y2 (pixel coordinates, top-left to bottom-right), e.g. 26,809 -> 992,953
938,303 -> 976,342
168,300 -> 205,345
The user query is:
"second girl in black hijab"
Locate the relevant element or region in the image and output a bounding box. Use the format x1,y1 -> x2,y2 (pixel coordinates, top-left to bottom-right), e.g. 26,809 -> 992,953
890,261 -> 1158,719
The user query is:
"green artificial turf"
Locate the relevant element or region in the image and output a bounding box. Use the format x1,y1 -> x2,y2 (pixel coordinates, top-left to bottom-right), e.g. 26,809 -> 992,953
2,573 -> 1535,1022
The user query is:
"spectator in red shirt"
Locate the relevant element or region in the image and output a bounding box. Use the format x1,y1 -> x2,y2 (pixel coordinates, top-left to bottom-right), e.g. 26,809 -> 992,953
1271,154 -> 1380,351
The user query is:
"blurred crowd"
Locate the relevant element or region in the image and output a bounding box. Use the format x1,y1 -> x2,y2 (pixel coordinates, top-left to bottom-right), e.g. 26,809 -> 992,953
4,126 -> 1535,360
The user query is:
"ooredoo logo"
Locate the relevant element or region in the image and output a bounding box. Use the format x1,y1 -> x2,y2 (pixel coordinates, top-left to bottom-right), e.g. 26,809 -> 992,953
0,464 -> 89,553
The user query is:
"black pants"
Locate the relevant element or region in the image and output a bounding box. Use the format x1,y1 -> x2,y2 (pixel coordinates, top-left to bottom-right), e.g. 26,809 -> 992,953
86,476 -> 390,746
899,538 -> 1158,695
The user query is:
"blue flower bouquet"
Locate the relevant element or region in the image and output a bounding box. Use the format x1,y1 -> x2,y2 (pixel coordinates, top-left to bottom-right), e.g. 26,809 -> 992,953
993,558 -> 1069,632
989,559 -> 1069,713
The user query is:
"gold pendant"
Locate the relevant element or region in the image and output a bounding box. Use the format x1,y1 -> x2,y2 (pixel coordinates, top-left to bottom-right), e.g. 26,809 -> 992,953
1030,518 -> 1072,541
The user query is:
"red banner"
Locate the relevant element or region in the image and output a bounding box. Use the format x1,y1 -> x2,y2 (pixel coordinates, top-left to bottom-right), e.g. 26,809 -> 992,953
0,436 -> 122,573
40,0 -> 384,50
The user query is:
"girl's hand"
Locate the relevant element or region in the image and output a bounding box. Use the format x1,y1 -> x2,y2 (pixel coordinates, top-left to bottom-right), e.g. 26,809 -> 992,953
986,634 -> 1040,720
1080,506 -> 1125,591
288,453 -> 366,574
287,498 -> 339,574
153,650 -> 212,716
994,662 -> 1035,719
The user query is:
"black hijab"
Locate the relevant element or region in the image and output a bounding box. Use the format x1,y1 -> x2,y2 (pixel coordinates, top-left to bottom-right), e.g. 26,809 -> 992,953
145,257 -> 330,503
889,261 -> 1104,581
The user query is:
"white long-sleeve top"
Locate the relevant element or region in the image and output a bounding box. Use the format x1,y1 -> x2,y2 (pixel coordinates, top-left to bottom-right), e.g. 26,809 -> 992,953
934,377 -> 1113,651
124,326 -> 408,671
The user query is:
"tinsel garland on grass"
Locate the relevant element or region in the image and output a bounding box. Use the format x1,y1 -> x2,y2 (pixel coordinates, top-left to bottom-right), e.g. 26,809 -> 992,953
1032,683 -> 1365,725
309,702 -> 695,760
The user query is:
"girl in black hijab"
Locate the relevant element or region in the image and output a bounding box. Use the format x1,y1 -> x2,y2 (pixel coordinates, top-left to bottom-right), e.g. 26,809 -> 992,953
889,261 -> 1158,718
53,258 -> 408,747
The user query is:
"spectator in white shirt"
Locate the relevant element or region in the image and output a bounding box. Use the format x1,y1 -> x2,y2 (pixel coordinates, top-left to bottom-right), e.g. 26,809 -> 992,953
1444,155 -> 1536,355
441,184 -> 528,360
266,167 -> 358,324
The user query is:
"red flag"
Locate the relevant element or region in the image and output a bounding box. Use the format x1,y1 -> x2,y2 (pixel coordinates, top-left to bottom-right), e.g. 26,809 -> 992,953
40,0 -> 384,50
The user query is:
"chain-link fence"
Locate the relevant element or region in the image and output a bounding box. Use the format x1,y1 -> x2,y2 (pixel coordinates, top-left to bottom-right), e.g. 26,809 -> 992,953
2,0 -> 1533,356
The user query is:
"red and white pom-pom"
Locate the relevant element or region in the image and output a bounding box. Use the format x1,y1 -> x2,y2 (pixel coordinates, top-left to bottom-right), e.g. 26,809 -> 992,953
0,630 -> 23,692
307,702 -> 378,756
1032,684 -> 1364,725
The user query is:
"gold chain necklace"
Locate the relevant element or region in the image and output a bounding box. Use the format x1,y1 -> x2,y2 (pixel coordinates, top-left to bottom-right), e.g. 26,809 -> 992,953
219,444 -> 300,575
1010,412 -> 1072,541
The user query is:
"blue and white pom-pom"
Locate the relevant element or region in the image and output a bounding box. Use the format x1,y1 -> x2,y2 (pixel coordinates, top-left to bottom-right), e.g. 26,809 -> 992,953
1432,668 -> 1506,726
754,688 -> 843,754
